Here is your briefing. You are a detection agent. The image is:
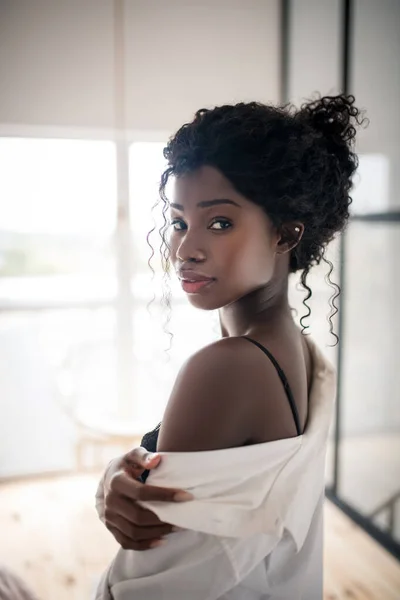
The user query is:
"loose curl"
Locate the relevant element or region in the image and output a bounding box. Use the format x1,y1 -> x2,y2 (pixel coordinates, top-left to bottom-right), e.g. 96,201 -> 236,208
147,94 -> 367,349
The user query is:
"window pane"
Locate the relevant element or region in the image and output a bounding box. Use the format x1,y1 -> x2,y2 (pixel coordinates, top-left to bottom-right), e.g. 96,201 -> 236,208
351,0 -> 400,211
339,221 -> 400,543
351,153 -> 391,216
0,138 -> 117,278
0,275 -> 117,307
0,307 -> 118,477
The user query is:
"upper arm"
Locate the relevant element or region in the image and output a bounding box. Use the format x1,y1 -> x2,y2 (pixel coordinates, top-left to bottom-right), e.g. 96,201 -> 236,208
157,338 -> 260,452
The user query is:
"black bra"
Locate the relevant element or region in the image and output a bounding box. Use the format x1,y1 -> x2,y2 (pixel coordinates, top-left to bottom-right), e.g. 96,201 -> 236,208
241,336 -> 301,436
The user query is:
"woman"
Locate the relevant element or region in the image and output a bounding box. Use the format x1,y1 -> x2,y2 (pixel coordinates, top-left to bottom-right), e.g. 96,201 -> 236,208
95,95 -> 364,599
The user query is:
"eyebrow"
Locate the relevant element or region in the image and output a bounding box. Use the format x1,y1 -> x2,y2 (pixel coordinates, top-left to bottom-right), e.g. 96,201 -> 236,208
169,199 -> 241,211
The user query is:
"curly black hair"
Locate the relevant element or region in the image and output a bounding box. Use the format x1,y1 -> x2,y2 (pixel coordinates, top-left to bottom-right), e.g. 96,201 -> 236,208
147,94 -> 367,348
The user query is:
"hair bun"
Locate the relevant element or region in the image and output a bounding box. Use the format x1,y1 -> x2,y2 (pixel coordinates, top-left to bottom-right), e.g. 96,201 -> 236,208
301,94 -> 358,141
299,94 -> 366,178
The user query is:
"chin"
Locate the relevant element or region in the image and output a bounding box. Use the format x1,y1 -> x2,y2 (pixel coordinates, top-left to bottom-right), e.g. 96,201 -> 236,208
186,295 -> 222,311
185,287 -> 244,311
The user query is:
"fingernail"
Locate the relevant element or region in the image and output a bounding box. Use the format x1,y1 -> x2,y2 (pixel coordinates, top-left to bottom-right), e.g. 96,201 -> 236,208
150,539 -> 166,548
146,453 -> 159,464
174,491 -> 194,502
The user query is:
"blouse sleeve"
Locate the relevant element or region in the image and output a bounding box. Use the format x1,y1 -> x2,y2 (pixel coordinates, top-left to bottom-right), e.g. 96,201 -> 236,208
94,439 -> 307,600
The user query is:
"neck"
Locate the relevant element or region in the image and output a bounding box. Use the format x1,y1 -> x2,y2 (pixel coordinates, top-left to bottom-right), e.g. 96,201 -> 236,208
218,276 -> 292,339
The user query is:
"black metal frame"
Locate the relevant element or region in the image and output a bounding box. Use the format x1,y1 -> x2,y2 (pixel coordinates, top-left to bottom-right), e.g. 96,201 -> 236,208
352,212 -> 400,223
280,0 -> 290,107
281,0 -> 400,561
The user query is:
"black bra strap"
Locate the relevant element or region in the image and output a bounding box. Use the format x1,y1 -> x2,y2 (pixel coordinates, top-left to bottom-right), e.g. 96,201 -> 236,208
241,336 -> 302,436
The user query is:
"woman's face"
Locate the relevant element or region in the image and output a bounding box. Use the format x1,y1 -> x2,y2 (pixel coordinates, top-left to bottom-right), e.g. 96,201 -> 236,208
168,165 -> 281,310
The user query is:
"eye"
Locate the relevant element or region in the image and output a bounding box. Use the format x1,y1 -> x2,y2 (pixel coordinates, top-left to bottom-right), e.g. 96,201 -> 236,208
169,217 -> 232,232
170,218 -> 186,231
209,218 -> 232,231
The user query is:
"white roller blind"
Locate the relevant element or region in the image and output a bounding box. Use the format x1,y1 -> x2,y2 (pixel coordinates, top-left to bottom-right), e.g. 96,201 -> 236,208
0,0 -> 115,129
0,0 -> 281,133
124,0 -> 281,132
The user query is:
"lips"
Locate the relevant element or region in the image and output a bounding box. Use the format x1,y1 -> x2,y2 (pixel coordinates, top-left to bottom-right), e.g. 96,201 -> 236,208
178,269 -> 216,294
178,270 -> 215,283
181,279 -> 215,294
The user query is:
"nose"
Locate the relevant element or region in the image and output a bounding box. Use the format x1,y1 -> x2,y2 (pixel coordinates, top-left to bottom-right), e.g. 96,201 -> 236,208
175,228 -> 206,263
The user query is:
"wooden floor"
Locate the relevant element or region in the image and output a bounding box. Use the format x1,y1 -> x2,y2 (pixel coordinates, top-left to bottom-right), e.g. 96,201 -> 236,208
0,473 -> 399,600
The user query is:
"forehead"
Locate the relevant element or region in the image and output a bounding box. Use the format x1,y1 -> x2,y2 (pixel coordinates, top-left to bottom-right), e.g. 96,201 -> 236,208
172,165 -> 240,205
169,165 -> 274,233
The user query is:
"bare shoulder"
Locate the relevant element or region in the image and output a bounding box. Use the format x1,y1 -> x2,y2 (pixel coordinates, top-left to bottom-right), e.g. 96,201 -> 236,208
184,335 -> 258,372
156,337 -> 262,453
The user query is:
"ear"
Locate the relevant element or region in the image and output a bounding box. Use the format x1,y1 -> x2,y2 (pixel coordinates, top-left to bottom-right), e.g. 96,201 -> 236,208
276,222 -> 304,255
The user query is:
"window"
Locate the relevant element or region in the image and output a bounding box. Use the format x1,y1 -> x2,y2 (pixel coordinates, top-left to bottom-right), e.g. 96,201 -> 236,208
0,138 -> 117,302
0,137 -> 119,476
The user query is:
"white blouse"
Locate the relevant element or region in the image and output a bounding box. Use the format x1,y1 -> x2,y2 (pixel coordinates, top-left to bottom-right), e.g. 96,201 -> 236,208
95,336 -> 336,600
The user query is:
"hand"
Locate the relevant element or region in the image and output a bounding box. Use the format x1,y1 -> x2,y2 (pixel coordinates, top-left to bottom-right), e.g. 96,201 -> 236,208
102,446 -> 193,551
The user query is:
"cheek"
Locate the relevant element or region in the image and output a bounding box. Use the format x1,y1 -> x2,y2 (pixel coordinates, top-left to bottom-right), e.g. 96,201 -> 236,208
168,233 -> 179,262
229,238 -> 275,285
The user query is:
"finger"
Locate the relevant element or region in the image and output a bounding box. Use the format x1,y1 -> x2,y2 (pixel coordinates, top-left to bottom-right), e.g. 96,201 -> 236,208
107,525 -> 166,552
108,470 -> 145,500
108,495 -> 166,527
135,482 -> 194,503
106,524 -> 135,549
122,447 -> 161,474
110,470 -> 193,503
131,502 -> 168,527
106,513 -> 174,542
